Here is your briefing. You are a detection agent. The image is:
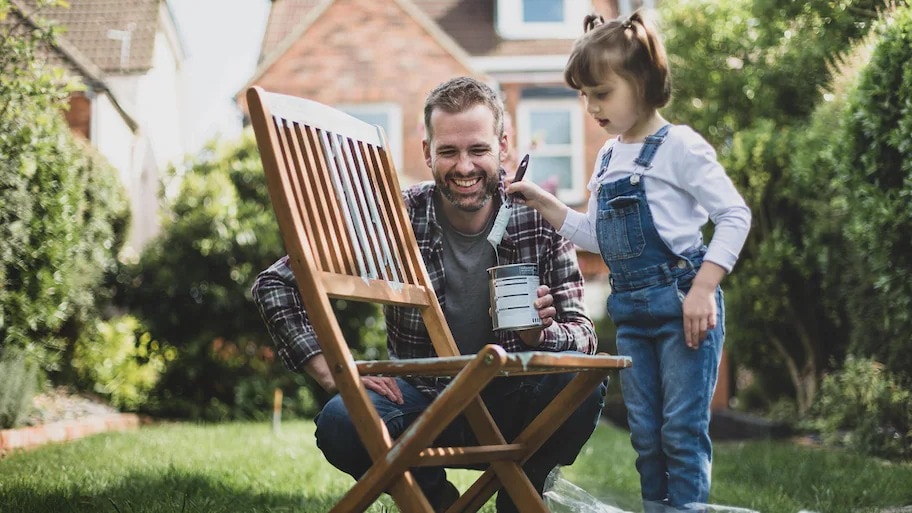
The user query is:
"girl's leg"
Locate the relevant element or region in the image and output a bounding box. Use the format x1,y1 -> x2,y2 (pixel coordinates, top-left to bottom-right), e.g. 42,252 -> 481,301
611,290 -> 669,506
657,287 -> 724,510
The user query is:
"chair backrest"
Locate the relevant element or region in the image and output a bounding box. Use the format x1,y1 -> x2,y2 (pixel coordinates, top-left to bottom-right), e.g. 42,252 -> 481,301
246,86 -> 461,370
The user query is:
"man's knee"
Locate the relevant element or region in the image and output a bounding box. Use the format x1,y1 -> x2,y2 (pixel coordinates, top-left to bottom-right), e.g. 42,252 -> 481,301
314,396 -> 362,472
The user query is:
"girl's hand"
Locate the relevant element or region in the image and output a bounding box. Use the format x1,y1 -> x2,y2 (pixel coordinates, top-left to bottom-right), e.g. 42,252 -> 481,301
681,284 -> 717,349
505,179 -> 550,208
505,180 -> 570,231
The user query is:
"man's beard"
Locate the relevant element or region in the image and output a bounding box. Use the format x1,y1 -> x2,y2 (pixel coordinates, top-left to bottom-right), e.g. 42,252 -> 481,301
436,171 -> 500,212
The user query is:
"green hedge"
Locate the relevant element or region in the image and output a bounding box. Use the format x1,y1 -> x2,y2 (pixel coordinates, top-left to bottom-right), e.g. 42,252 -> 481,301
836,6 -> 912,376
1,1 -> 130,426
812,357 -> 912,460
0,346 -> 38,428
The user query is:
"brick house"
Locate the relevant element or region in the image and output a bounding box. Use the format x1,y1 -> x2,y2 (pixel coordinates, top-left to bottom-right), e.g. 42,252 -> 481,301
239,0 -> 658,275
10,0 -> 186,255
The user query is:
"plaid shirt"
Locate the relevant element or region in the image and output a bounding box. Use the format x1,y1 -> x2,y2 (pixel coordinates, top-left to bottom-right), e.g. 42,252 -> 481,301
252,179 -> 597,397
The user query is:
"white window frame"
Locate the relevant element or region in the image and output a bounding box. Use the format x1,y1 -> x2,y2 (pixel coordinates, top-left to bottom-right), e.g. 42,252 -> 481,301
516,98 -> 585,205
336,103 -> 403,171
617,0 -> 658,16
496,0 -> 589,40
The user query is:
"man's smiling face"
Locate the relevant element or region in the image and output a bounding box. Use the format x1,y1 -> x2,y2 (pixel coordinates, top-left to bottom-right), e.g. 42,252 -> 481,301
423,103 -> 506,213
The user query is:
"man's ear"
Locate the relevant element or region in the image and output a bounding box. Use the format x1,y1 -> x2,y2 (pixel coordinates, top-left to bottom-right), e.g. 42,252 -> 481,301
499,133 -> 508,163
422,139 -> 432,168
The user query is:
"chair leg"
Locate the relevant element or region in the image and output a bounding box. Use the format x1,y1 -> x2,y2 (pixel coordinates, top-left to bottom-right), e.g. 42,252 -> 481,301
454,370 -> 610,511
332,346 -> 508,512
330,469 -> 433,513
444,399 -> 548,512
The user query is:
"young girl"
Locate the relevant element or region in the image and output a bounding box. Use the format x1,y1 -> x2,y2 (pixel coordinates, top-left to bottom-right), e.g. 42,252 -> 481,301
508,11 -> 751,513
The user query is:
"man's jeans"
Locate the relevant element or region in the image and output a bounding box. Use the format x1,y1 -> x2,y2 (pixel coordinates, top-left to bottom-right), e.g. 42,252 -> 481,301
315,365 -> 607,512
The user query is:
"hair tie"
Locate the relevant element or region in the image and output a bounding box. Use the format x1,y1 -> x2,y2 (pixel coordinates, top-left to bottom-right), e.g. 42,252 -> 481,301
584,14 -> 605,33
621,19 -> 633,30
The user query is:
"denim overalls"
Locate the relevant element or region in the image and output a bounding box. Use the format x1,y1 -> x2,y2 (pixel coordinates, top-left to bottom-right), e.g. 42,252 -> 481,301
596,125 -> 724,512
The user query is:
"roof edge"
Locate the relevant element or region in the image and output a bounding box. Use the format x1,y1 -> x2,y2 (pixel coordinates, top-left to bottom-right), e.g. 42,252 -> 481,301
238,0 -> 480,100
9,0 -> 139,132
390,0 -> 476,72
238,0 -> 336,97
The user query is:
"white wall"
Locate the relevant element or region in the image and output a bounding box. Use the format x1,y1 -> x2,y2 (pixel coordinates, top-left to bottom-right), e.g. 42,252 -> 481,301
93,9 -> 186,256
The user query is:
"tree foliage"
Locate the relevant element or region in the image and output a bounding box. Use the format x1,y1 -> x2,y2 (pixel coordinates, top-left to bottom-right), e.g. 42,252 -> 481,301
835,6 -> 912,376
659,0 -> 898,413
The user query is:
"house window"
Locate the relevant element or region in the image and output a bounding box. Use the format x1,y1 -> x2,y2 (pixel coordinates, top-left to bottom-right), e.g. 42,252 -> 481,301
516,98 -> 585,205
337,103 -> 403,171
496,0 -> 588,39
617,0 -> 658,16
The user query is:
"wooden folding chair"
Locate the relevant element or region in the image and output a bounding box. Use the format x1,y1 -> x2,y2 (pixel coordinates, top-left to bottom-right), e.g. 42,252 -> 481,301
246,86 -> 631,513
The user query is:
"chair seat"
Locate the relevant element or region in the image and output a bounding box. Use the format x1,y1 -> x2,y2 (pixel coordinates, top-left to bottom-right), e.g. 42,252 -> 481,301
357,351 -> 631,377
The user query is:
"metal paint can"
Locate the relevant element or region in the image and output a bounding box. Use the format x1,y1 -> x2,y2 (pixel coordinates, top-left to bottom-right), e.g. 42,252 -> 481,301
488,263 -> 542,331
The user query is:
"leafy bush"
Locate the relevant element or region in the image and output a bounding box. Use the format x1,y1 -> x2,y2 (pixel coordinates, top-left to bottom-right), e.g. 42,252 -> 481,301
1,2 -> 129,376
71,315 -> 171,410
835,6 -> 912,377
0,346 -> 39,428
112,133 -> 384,420
812,356 -> 912,460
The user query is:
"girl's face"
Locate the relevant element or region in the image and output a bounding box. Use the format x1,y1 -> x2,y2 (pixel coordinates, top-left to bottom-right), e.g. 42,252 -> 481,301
579,71 -> 648,141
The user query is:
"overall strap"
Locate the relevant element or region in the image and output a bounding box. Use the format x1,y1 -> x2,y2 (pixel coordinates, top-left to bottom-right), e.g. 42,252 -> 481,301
633,124 -> 671,169
595,146 -> 615,180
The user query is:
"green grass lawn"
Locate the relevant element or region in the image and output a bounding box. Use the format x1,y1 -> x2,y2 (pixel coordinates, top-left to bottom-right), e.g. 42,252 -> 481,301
1,420 -> 910,513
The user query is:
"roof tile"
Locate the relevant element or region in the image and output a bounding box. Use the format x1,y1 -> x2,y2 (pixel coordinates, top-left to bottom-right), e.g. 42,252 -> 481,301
262,0 -> 579,62
19,0 -> 162,73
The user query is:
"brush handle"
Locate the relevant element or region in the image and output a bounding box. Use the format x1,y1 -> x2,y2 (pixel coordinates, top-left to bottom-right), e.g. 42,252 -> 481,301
489,155 -> 531,247
508,154 -> 530,203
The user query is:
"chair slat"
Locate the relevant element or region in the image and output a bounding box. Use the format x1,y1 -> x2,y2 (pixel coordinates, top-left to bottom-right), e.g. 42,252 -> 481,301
321,273 -> 430,306
299,125 -> 356,275
320,129 -> 372,279
349,140 -> 401,284
356,352 -> 631,377
415,444 -> 524,466
333,132 -> 386,280
277,119 -> 332,273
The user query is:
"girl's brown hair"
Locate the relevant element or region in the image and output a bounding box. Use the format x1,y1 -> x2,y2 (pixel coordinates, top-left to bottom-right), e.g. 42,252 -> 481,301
564,11 -> 671,109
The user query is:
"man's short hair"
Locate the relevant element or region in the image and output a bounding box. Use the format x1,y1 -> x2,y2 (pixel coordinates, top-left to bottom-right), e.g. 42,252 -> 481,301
423,77 -> 505,141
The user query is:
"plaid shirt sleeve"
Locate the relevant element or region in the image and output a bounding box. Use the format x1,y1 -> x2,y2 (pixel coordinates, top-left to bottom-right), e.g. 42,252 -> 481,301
251,256 -> 321,373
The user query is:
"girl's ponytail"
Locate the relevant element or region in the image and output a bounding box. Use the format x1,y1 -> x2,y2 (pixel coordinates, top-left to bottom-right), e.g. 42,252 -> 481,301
584,14 -> 605,33
566,9 -> 670,108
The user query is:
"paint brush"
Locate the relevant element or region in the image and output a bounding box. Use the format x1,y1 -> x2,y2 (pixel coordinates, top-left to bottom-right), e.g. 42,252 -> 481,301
486,154 -> 530,248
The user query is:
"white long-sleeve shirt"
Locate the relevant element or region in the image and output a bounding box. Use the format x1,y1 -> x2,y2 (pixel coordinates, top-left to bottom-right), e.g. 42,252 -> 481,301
560,125 -> 751,272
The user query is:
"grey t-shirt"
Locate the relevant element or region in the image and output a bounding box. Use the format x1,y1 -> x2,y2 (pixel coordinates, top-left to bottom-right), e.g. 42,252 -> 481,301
437,200 -> 497,355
